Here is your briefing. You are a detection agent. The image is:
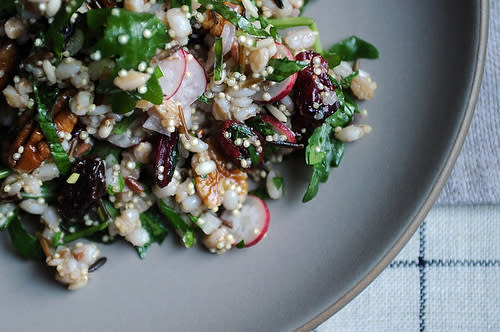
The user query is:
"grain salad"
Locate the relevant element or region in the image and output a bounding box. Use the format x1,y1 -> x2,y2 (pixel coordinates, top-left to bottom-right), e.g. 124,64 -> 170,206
0,0 -> 378,289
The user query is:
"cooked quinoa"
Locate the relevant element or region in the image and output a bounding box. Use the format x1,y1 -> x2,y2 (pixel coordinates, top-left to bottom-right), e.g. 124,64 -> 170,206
0,0 -> 377,289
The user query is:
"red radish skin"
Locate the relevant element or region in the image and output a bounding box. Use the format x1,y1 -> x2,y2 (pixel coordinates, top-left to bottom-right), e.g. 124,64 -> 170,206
221,195 -> 270,247
156,49 -> 187,99
169,50 -> 208,109
254,43 -> 298,104
259,114 -> 296,143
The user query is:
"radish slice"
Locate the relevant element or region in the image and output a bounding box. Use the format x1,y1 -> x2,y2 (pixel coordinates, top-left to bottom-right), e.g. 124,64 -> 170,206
254,42 -> 297,104
169,50 -> 208,110
260,114 -> 296,143
221,195 -> 270,247
107,114 -> 147,148
156,49 -> 187,99
143,114 -> 172,136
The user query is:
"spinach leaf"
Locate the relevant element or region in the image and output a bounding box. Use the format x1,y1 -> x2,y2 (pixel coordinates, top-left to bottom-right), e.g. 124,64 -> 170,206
198,0 -> 270,38
326,36 -> 379,61
248,187 -> 270,200
7,217 -> 44,260
267,58 -> 308,82
89,140 -> 121,163
303,123 -> 344,202
113,113 -> 139,135
136,207 -> 169,259
47,0 -> 84,58
33,84 -> 72,175
158,200 -> 195,248
21,180 -> 59,201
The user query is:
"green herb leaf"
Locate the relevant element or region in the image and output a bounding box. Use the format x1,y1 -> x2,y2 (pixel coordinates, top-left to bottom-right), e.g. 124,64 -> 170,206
32,84 -> 72,175
272,176 -> 284,192
303,124 -> 344,202
198,0 -> 270,38
214,37 -> 224,82
236,240 -> 245,249
198,94 -> 211,104
267,58 -> 308,82
89,8 -> 169,71
326,36 -> 379,61
113,113 -> 139,135
136,207 -> 169,259
158,200 -> 195,248
47,0 -> 84,58
321,50 -> 342,68
59,222 -> 110,245
0,0 -> 16,17
7,217 -> 44,260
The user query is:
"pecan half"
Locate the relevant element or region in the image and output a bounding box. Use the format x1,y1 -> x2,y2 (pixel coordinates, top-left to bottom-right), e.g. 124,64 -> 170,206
193,138 -> 248,210
0,39 -> 17,91
202,1 -> 243,36
8,89 -> 78,173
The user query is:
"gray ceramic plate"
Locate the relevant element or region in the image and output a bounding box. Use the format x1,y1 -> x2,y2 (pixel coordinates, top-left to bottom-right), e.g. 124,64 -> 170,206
0,1 -> 488,331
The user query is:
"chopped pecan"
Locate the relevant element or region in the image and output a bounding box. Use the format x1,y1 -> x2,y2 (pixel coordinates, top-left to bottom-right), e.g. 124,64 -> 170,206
0,39 -> 17,91
193,138 -> 248,210
202,1 -> 243,36
8,89 -> 78,173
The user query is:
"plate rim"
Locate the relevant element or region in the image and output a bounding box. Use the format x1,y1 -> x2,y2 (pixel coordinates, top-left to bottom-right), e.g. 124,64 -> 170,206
297,1 -> 490,330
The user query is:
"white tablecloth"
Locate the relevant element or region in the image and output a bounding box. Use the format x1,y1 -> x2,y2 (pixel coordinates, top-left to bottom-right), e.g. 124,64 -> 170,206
316,1 -> 500,331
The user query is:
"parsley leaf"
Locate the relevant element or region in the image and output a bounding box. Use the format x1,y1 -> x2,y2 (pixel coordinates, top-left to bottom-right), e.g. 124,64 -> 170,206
7,216 -> 44,260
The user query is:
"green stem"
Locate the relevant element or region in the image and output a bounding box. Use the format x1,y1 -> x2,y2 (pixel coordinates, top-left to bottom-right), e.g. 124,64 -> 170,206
0,169 -> 12,180
61,222 -> 109,244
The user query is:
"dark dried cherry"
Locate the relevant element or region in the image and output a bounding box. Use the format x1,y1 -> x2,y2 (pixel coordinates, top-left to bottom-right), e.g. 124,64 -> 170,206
154,132 -> 179,188
58,157 -> 106,219
292,51 -> 339,129
217,121 -> 264,170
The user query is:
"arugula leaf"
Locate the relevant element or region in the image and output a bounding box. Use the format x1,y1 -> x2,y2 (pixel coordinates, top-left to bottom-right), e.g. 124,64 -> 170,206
214,37 -> 224,81
267,58 -> 307,82
7,217 -> 44,260
158,200 -> 195,248
136,208 -> 169,259
303,123 -> 344,202
46,0 -> 84,58
33,84 -> 72,175
198,0 -> 270,38
326,36 -> 379,61
89,9 -> 169,71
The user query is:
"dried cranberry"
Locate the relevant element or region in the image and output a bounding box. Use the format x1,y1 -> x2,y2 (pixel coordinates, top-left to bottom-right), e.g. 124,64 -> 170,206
292,51 -> 339,129
154,132 -> 179,188
217,121 -> 264,170
58,157 -> 106,220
